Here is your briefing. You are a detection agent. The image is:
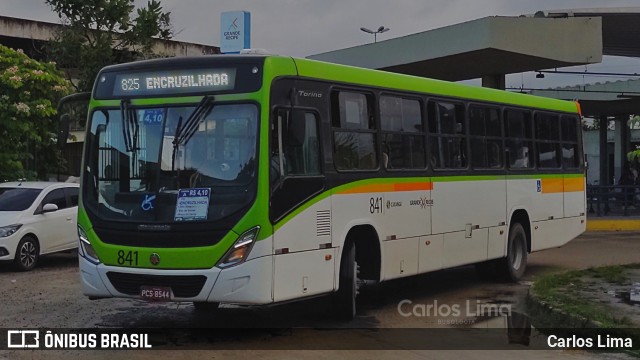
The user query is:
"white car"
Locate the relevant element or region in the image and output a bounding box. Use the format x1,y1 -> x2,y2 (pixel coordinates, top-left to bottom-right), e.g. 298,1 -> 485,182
0,182 -> 79,271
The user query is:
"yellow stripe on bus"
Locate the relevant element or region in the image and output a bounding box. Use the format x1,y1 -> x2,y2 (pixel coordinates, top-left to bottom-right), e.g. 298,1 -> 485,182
338,182 -> 433,195
541,178 -> 564,193
541,177 -> 584,193
563,177 -> 585,192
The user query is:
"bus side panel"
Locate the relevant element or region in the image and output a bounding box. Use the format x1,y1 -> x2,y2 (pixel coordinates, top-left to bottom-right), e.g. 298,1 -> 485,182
531,217 -> 584,251
383,237 -> 420,280
506,178 -> 534,238
418,234 -> 444,273
273,198 -> 332,253
273,249 -> 336,302
564,175 -> 586,217
272,197 -> 335,301
532,178 -> 564,221
374,187 -> 431,242
443,229 -> 488,268
487,225 -> 508,260
433,179 -> 504,268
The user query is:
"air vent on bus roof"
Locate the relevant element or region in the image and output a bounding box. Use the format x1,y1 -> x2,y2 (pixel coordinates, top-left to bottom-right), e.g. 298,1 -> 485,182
239,48 -> 271,55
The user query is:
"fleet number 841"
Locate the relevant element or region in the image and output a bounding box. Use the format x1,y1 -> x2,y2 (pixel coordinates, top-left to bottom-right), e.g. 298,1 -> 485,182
369,196 -> 383,214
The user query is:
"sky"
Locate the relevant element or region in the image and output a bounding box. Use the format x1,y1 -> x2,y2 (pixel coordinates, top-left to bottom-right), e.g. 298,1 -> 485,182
1,0 -> 640,89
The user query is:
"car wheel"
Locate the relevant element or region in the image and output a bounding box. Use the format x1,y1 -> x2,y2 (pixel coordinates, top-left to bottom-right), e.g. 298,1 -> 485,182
14,236 -> 39,271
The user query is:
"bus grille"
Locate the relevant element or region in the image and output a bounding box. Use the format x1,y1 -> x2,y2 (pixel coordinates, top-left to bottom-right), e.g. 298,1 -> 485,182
106,272 -> 207,298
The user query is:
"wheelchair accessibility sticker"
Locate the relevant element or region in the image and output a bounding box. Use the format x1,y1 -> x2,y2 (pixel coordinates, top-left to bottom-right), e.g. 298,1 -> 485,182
141,194 -> 156,211
536,180 -> 542,193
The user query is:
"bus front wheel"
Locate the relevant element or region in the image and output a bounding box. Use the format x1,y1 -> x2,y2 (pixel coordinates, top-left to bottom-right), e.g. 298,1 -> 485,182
334,241 -> 358,320
499,223 -> 527,282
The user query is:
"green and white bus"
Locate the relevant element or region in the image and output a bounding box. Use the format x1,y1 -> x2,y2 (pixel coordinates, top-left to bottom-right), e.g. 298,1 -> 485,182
74,54 -> 585,319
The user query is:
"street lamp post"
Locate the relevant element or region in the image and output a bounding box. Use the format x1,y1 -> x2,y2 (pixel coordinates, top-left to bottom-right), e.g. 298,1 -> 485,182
360,26 -> 390,43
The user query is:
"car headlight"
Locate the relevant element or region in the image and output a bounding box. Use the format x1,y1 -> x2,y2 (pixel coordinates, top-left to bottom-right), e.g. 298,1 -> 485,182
217,227 -> 259,269
78,225 -> 100,264
0,224 -> 22,238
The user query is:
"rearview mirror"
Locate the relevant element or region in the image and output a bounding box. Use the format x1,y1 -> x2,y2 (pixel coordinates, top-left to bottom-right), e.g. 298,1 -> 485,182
42,203 -> 59,213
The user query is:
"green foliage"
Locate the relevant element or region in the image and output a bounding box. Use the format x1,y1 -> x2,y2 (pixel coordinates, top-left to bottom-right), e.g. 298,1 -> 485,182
0,45 -> 70,181
46,0 -> 173,92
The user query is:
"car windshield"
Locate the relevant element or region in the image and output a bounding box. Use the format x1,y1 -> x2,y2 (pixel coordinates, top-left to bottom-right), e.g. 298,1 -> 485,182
83,103 -> 259,223
0,188 -> 42,211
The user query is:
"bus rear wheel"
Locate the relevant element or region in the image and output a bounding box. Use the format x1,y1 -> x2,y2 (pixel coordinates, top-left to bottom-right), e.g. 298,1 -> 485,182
333,241 -> 358,320
499,223 -> 527,282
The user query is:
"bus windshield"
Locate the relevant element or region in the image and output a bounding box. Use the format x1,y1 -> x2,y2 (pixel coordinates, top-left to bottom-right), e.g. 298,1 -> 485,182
84,103 -> 258,223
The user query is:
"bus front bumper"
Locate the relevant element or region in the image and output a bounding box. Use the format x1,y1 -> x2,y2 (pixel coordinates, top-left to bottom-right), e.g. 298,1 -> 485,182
79,254 -> 274,305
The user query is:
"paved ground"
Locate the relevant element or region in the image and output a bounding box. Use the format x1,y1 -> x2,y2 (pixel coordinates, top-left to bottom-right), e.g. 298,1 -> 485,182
1,231 -> 639,359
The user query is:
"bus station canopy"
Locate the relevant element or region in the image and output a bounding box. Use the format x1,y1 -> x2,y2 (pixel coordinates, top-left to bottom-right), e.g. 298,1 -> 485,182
308,8 -> 640,82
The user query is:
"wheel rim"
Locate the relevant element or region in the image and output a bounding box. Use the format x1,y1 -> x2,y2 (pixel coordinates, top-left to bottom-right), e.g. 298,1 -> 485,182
20,242 -> 36,268
511,235 -> 523,270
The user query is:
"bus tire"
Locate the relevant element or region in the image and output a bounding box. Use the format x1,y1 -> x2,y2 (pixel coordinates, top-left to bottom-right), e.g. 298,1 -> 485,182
193,301 -> 219,312
334,241 -> 358,320
14,236 -> 39,271
499,223 -> 527,282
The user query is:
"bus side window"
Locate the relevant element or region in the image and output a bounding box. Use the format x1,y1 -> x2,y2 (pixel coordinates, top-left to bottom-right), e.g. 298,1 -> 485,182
428,101 -> 467,169
506,109 -> 533,169
561,115 -> 581,169
271,109 -> 322,185
332,91 -> 378,171
286,112 -> 321,176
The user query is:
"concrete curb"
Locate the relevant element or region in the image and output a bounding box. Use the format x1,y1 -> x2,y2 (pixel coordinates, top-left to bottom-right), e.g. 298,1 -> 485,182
587,219 -> 640,232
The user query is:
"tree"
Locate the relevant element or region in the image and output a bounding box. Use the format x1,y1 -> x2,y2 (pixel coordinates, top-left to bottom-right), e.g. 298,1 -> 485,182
0,45 -> 70,181
46,0 -> 173,92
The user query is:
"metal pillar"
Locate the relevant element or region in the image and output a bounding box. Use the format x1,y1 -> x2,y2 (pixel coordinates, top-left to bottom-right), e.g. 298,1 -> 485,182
620,115 -> 630,166
481,74 -> 506,90
599,116 -> 608,185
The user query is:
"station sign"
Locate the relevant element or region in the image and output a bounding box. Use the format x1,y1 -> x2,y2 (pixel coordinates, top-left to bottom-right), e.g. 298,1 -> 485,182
221,11 -> 251,54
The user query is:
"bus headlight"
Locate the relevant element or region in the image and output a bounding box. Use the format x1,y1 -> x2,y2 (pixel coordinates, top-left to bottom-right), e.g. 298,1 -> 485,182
217,226 -> 259,269
78,225 -> 100,264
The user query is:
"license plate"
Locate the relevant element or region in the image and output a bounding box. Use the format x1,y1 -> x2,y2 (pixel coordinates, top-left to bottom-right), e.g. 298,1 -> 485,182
140,286 -> 172,301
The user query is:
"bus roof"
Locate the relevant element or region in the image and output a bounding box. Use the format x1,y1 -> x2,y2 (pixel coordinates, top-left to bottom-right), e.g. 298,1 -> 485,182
289,57 -> 579,114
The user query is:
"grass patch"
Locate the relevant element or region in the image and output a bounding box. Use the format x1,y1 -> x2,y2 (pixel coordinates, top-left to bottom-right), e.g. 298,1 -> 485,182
531,265 -> 637,328
583,265 -> 629,285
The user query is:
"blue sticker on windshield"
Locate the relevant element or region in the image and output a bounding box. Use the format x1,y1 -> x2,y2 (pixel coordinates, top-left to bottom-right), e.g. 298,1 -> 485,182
174,188 -> 211,222
142,109 -> 164,125
141,194 -> 156,211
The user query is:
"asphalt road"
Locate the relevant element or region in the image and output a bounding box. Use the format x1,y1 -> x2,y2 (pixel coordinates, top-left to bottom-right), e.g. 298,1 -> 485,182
1,231 -> 639,359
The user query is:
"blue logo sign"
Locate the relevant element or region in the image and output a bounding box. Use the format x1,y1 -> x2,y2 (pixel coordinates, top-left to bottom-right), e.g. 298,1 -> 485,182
536,180 -> 542,193
141,194 -> 156,211
220,11 -> 251,53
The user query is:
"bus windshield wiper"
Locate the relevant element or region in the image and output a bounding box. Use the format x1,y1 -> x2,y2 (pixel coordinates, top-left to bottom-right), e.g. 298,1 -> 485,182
171,96 -> 215,171
120,99 -> 139,167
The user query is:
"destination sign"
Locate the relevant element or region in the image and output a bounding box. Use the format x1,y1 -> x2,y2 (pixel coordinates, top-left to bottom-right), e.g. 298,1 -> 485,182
112,69 -> 236,97
93,61 -> 264,99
